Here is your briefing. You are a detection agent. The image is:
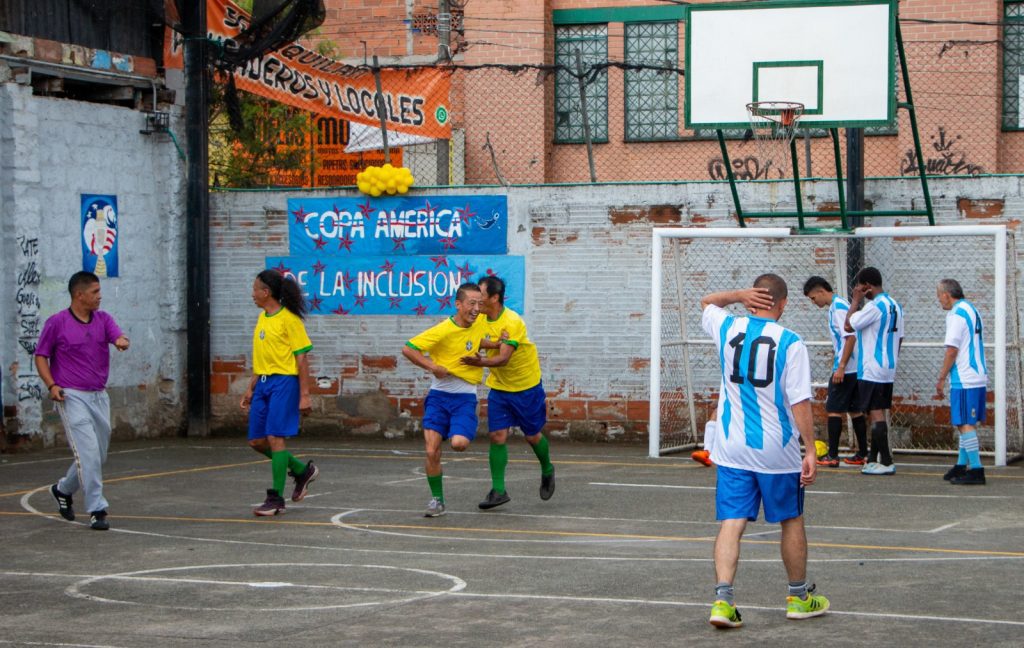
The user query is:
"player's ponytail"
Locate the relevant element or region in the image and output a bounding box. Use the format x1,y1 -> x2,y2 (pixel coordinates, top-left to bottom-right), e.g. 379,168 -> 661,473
257,269 -> 308,319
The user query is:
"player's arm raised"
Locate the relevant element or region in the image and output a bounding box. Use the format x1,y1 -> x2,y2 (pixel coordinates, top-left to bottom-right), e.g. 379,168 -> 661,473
700,287 -> 774,313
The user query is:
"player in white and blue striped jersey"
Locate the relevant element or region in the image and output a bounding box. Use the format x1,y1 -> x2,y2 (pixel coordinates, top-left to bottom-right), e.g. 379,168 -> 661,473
935,279 -> 988,485
700,274 -> 829,629
803,277 -> 868,466
844,267 -> 904,476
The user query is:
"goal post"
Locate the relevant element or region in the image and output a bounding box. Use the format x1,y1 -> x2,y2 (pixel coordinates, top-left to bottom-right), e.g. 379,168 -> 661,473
649,225 -> 1022,466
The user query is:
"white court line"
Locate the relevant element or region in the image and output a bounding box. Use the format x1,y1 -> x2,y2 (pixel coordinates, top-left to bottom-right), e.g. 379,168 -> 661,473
590,481 -> 1014,500
0,641 -> 128,648
0,447 -> 166,467
447,591 -> 1024,627
16,486 -> 1024,564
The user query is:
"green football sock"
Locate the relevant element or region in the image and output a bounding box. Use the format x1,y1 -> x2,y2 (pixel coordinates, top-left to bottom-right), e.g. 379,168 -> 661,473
271,451 -> 289,496
489,443 -> 508,494
286,452 -> 307,475
427,473 -> 444,502
532,435 -> 554,476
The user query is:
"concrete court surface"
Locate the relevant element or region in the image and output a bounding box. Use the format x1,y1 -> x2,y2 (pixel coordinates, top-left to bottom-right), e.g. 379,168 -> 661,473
0,437 -> 1022,647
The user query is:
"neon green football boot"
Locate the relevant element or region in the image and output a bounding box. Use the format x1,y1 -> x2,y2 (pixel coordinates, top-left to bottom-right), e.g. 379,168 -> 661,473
709,600 -> 743,628
786,587 -> 830,619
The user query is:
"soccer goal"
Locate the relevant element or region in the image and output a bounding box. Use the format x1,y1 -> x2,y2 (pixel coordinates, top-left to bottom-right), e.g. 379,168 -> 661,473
648,225 -> 1024,466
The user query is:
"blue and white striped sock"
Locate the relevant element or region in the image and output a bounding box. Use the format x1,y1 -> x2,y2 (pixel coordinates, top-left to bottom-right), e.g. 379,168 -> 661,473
957,435 -> 969,466
961,431 -> 981,469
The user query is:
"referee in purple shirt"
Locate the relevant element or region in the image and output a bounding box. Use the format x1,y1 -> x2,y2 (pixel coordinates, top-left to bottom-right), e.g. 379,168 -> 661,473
35,271 -> 129,530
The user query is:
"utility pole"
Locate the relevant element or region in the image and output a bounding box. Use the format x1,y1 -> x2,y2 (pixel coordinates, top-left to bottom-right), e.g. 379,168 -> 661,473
435,0 -> 451,185
184,0 -> 211,436
845,128 -> 865,291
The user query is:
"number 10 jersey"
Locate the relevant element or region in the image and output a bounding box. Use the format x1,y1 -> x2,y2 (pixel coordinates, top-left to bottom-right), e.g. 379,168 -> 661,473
701,304 -> 813,473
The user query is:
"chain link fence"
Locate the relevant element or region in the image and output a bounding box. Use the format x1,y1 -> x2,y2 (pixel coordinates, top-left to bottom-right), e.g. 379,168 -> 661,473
356,38 -> 1020,186
653,231 -> 1024,459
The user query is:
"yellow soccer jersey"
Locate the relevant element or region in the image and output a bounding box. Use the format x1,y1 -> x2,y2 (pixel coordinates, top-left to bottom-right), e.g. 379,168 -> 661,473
407,317 -> 484,385
478,307 -> 542,392
252,308 -> 313,375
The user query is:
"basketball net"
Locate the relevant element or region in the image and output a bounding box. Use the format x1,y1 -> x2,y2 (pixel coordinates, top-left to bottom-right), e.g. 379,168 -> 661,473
746,101 -> 804,178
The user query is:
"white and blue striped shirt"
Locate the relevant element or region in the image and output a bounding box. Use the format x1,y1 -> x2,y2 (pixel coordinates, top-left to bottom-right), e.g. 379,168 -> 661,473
944,299 -> 987,389
702,305 -> 812,474
849,292 -> 904,383
828,295 -> 858,374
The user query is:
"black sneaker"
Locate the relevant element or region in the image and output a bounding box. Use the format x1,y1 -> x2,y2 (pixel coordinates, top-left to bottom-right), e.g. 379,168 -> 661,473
950,467 -> 986,485
478,489 -> 511,510
51,484 -> 75,521
540,467 -> 556,500
943,464 -> 967,481
89,510 -> 109,531
253,489 -> 286,516
291,461 -> 319,502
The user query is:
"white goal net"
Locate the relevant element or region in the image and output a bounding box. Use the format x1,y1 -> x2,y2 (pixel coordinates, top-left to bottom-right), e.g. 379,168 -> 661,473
649,226 -> 1024,466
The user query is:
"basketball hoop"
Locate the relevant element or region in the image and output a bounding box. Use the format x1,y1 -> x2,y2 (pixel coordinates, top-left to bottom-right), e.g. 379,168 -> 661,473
745,101 -> 804,176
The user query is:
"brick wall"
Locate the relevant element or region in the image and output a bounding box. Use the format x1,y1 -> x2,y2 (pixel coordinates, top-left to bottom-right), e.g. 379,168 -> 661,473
209,177 -> 1024,444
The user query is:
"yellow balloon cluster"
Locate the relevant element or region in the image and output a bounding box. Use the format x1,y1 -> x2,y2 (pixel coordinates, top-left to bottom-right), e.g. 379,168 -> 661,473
356,164 -> 415,197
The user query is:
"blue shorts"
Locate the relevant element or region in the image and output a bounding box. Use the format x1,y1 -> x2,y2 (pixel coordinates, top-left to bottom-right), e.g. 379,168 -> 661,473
423,390 -> 478,441
247,375 -> 301,440
487,382 -> 547,437
951,387 -> 987,426
715,465 -> 804,524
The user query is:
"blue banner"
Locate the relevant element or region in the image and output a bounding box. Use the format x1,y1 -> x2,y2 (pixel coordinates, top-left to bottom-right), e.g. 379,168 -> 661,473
266,254 -> 525,316
81,194 -> 119,277
287,195 -> 508,256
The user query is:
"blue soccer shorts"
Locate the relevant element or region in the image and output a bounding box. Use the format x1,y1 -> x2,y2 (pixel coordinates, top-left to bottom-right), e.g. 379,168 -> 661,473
423,390 -> 478,441
247,375 -> 301,440
487,382 -> 547,437
950,386 -> 987,426
715,464 -> 804,523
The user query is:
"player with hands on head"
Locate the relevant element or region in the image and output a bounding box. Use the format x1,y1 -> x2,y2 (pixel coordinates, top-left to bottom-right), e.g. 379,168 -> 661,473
844,267 -> 904,476
36,271 -> 130,531
403,283 -> 487,517
242,270 -> 317,517
935,279 -> 988,485
701,275 -> 829,629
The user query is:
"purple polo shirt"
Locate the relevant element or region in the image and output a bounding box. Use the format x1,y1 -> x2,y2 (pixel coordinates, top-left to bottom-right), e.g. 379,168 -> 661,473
35,309 -> 123,391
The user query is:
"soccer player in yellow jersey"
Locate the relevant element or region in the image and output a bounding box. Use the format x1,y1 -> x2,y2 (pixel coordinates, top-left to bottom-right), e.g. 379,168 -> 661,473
402,283 -> 485,517
241,270 -> 318,516
461,276 -> 555,510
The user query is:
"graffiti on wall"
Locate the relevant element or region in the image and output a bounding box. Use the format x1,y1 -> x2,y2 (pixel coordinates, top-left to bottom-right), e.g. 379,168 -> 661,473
900,127 -> 984,176
15,235 -> 42,404
707,156 -> 781,181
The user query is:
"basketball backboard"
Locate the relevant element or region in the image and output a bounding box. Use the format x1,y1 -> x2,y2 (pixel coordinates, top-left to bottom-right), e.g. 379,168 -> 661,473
685,0 -> 896,129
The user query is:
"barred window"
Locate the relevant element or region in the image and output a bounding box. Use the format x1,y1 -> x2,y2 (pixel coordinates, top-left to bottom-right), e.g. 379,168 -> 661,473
554,25 -> 609,143
624,22 -> 678,140
1003,1 -> 1024,129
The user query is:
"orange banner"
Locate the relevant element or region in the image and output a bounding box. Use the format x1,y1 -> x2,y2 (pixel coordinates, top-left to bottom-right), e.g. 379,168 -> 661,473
164,0 -> 451,139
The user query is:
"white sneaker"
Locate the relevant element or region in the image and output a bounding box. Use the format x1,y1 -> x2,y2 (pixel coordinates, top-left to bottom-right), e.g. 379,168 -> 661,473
424,497 -> 446,517
862,462 -> 895,475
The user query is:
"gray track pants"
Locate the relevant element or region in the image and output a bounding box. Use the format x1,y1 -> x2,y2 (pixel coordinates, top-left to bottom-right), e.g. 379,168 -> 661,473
56,389 -> 111,514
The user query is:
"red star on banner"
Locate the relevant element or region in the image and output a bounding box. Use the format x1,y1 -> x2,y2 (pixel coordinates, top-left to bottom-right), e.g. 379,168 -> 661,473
309,295 -> 323,311
392,236 -> 407,251
430,255 -> 448,268
291,205 -> 309,224
342,271 -> 356,290
332,203 -> 342,215
331,305 -> 350,315
353,294 -> 368,308
486,268 -> 497,276
457,262 -> 473,277
436,295 -> 452,310
357,199 -> 375,219
272,262 -> 291,275
313,237 -> 327,251
388,297 -> 403,309
439,237 -> 457,250
380,259 -> 395,272
413,303 -> 428,316
312,260 -> 327,276
422,200 -> 434,215
337,235 -> 354,252
455,204 -> 477,225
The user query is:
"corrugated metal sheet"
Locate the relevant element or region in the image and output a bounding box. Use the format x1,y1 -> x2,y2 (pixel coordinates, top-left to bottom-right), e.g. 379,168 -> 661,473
0,0 -> 164,60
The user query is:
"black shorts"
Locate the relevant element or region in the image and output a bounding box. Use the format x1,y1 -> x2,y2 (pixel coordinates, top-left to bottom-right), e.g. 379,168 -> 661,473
855,380 -> 893,413
825,373 -> 859,414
